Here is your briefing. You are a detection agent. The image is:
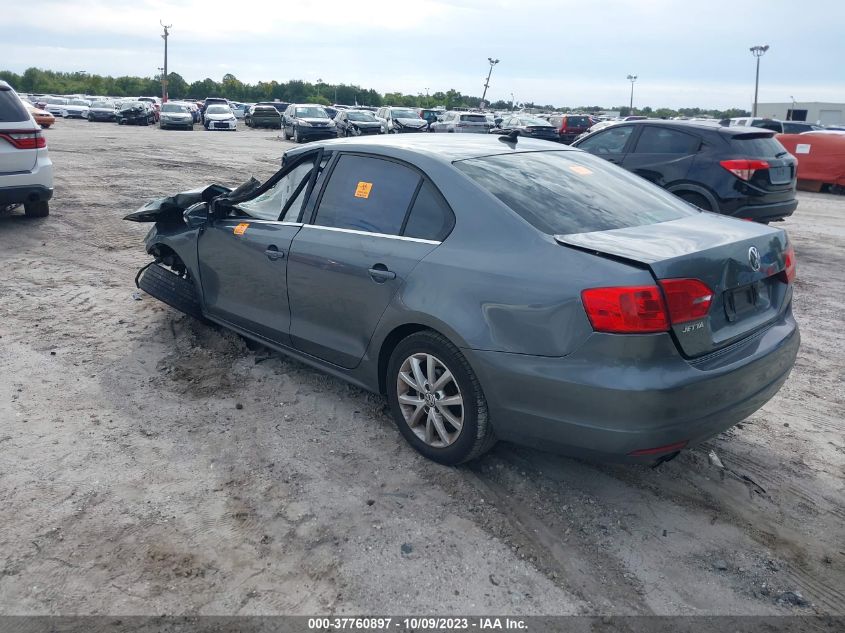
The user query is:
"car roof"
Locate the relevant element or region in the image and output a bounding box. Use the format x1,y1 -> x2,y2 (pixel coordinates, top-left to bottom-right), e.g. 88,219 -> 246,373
612,119 -> 775,137
285,133 -> 577,163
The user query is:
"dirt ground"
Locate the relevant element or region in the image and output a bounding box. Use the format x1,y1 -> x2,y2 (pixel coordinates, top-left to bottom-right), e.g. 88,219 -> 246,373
0,119 -> 842,617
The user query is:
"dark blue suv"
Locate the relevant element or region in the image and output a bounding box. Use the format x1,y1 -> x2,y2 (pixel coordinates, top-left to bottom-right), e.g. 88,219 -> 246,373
572,120 -> 798,222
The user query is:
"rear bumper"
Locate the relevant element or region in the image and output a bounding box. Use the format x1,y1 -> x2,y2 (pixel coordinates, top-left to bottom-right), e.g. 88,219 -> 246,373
0,154 -> 54,204
466,309 -> 799,462
727,198 -> 798,222
0,184 -> 53,205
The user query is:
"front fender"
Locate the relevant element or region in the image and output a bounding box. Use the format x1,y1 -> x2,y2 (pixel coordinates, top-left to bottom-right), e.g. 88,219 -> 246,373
144,223 -> 202,283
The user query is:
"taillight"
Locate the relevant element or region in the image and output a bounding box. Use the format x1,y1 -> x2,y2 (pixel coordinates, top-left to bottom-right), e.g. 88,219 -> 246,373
659,278 -> 713,324
779,244 -> 796,284
581,286 -> 669,333
0,130 -> 46,150
720,159 -> 769,181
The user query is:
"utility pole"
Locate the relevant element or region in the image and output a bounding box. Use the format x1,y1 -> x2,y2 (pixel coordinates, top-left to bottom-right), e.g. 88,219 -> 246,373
160,20 -> 172,102
749,45 -> 769,117
480,57 -> 499,106
627,74 -> 637,113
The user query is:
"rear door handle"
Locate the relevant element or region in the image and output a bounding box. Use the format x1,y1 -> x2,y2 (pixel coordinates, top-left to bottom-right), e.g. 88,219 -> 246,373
265,245 -> 285,261
368,265 -> 396,282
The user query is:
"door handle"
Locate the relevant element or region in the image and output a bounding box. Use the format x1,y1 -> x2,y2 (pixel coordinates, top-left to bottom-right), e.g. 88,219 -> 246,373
265,245 -> 285,261
368,265 -> 396,282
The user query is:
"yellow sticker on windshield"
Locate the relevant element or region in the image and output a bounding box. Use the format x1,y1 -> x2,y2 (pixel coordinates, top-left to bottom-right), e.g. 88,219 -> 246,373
355,181 -> 373,198
233,222 -> 249,236
569,165 -> 593,176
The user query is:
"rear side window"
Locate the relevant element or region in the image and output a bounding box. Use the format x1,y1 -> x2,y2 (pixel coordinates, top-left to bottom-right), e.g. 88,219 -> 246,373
460,114 -> 487,123
403,182 -> 455,241
633,127 -> 700,154
454,151 -> 696,235
315,155 -> 420,235
0,89 -> 30,123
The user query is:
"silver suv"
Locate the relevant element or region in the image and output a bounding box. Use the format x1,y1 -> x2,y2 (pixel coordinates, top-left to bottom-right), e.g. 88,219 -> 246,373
0,81 -> 53,217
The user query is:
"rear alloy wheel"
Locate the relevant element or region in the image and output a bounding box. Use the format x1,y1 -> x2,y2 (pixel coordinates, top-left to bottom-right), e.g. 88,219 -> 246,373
24,200 -> 49,218
387,331 -> 495,465
677,191 -> 713,212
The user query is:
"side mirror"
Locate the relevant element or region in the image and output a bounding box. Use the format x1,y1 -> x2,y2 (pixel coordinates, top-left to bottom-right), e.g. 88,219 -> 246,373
183,202 -> 209,229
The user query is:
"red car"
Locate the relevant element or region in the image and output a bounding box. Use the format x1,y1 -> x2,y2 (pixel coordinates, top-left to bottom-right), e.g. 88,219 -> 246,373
549,113 -> 593,144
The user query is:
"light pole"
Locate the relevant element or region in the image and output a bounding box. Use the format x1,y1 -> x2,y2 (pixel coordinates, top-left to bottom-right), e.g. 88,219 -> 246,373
749,45 -> 769,117
425,87 -> 429,107
160,20 -> 172,102
789,95 -> 796,120
510,92 -> 515,111
316,78 -> 323,98
627,74 -> 637,113
480,57 -> 499,106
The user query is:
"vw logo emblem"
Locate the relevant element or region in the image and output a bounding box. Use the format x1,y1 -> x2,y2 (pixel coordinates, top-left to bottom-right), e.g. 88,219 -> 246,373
748,246 -> 761,271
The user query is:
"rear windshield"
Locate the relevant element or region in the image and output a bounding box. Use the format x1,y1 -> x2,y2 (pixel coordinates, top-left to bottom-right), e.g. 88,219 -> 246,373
0,90 -> 30,122
460,114 -> 487,122
565,116 -> 591,127
729,134 -> 786,157
454,151 -> 696,235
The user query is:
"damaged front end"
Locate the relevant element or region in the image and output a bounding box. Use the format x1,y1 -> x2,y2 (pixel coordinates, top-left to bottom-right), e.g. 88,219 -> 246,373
125,178 -> 261,318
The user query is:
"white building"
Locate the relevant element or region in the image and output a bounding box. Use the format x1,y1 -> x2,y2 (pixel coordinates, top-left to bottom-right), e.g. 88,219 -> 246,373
756,102 -> 845,125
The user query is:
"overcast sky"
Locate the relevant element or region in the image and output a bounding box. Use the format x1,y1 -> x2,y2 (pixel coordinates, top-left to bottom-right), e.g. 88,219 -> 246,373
3,0 -> 843,109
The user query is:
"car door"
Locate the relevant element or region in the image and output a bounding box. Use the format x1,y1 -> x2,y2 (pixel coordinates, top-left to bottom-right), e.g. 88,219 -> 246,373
286,153 -> 443,368
574,124 -> 635,165
196,150 -> 326,345
620,125 -> 700,187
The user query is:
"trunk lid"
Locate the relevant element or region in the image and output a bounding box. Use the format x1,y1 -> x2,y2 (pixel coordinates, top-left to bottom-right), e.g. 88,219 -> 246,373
725,131 -> 797,192
556,214 -> 791,357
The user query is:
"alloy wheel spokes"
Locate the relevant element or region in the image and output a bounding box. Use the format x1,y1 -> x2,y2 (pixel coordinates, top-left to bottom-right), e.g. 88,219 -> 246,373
396,352 -> 464,448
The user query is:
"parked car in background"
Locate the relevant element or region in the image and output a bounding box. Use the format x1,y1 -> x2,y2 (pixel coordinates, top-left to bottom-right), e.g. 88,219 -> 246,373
159,102 -> 194,130
116,101 -> 156,126
724,117 -> 823,135
201,97 -> 229,122
572,120 -> 798,222
24,102 -> 56,129
492,115 -> 559,141
0,80 -> 53,217
204,104 -> 237,131
324,106 -> 339,120
61,98 -> 91,119
430,111 -> 490,134
129,135 -> 798,466
334,109 -> 382,137
40,97 -> 68,117
245,105 -> 281,128
418,108 -> 440,129
230,102 -> 247,119
549,113 -> 593,144
87,100 -> 118,122
376,107 -> 428,133
281,104 -> 336,143
255,101 -> 290,115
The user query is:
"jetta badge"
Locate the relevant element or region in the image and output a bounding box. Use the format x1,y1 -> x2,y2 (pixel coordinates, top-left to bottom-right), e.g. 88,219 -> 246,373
748,246 -> 761,271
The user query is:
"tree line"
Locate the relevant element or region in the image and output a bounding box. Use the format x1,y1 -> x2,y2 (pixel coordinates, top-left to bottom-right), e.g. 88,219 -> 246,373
0,67 -> 749,118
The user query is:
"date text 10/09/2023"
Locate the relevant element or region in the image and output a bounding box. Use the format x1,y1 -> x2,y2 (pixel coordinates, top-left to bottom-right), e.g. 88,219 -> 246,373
307,617 -> 528,630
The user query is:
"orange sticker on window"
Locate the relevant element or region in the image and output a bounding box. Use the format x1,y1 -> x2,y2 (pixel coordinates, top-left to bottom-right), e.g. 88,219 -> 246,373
233,222 -> 249,236
569,165 -> 593,176
354,181 -> 373,198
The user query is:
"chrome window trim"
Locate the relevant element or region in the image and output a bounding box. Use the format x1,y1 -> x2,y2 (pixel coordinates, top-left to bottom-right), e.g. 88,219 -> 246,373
303,224 -> 441,245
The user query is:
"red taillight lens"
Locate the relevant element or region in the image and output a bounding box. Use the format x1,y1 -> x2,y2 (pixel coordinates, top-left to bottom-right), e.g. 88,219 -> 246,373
0,130 -> 46,150
720,159 -> 769,181
659,278 -> 713,324
779,244 -> 796,284
581,286 -> 669,333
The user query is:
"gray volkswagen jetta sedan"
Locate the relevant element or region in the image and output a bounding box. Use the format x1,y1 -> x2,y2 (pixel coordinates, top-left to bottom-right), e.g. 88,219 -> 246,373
128,135 -> 799,465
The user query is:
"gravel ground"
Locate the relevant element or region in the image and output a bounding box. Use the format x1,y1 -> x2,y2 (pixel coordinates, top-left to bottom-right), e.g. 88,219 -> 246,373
0,119 -> 843,616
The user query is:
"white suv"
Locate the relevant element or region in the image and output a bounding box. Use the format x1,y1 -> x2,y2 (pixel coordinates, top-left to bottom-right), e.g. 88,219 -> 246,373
0,80 -> 53,217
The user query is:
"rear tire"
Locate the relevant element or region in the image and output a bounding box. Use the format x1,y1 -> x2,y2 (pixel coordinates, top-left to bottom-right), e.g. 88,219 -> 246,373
677,191 -> 712,211
386,330 -> 495,465
24,200 -> 49,218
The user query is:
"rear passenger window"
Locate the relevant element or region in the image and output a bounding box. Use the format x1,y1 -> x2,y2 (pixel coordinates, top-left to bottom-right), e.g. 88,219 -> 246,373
403,182 -> 454,241
315,155 -> 421,235
0,89 -> 29,122
633,127 -> 699,154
